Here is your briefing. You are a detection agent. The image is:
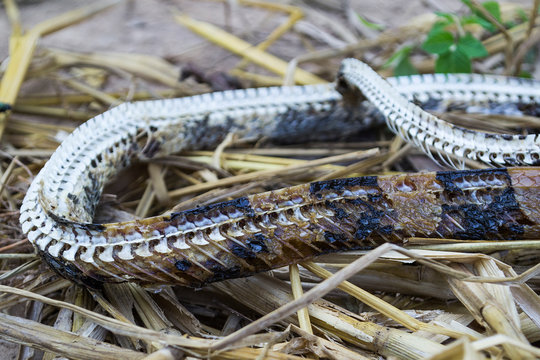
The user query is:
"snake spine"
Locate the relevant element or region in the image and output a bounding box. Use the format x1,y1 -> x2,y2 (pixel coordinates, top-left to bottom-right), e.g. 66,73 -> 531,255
19,59 -> 540,287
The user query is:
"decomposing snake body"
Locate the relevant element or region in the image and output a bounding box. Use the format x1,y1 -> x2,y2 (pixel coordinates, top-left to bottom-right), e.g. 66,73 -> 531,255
19,59 -> 540,288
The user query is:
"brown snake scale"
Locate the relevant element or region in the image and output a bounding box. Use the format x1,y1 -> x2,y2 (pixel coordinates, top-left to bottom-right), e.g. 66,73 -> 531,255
19,59 -> 540,288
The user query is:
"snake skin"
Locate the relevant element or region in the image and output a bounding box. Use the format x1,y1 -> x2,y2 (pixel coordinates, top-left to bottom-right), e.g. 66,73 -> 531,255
19,59 -> 540,288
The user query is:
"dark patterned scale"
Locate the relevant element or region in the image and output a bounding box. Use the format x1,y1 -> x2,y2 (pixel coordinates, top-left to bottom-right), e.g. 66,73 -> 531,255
46,168 -> 540,288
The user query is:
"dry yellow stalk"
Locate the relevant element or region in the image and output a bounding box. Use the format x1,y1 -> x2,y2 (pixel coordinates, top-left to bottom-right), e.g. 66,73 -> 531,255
135,182 -> 156,218
61,77 -> 121,106
301,261 -> 462,338
315,153 -> 390,181
48,49 -> 192,91
3,0 -> 22,37
0,156 -> 18,199
214,274 -> 447,359
281,325 -> 372,359
0,0 -> 121,139
188,150 -> 340,166
289,264 -> 313,335
277,261 -> 453,299
381,143 -> 412,169
14,90 -> 180,106
175,14 -> 325,85
471,335 -> 540,357
230,0 -> 304,69
211,132 -> 235,170
168,148 -> 379,198
0,254 -> 36,260
410,240 -> 540,252
11,104 -> 93,121
147,164 -> 170,205
72,286 -> 93,332
183,155 -> 344,172
211,243 -> 469,351
0,311 -> 146,360
447,263 -> 532,359
0,283 -> 310,360
229,69 -> 286,86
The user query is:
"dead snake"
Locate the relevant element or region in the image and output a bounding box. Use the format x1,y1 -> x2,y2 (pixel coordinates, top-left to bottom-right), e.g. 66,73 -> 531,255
19,59 -> 540,288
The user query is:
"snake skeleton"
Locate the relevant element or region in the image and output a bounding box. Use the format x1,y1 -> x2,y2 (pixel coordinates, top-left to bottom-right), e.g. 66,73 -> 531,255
19,59 -> 540,288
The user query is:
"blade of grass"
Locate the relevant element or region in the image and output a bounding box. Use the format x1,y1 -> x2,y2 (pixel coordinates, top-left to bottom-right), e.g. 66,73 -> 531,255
175,14 -> 325,85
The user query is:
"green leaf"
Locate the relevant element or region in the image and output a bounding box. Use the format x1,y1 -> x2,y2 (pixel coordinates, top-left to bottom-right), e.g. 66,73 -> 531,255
461,0 -> 502,31
394,57 -> 418,76
457,32 -> 488,58
482,1 -> 501,22
383,46 -> 411,68
461,0 -> 500,20
462,0 -> 473,9
435,47 -> 471,73
516,8 -> 529,22
428,20 -> 451,36
434,12 -> 456,24
422,30 -> 455,54
518,70 -> 532,79
461,14 -> 496,31
383,46 -> 418,76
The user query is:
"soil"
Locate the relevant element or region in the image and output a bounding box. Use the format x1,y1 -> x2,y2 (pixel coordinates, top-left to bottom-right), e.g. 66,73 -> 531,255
0,0 -> 468,75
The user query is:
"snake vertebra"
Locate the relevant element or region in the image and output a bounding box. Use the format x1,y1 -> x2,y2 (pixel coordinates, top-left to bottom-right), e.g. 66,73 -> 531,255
19,59 -> 540,288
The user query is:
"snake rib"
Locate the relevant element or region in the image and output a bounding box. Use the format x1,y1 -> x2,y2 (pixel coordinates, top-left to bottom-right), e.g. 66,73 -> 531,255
339,59 -> 540,167
19,59 -> 540,288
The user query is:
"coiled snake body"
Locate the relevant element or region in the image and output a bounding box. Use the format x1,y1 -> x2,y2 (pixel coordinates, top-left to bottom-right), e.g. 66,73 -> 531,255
19,59 -> 540,288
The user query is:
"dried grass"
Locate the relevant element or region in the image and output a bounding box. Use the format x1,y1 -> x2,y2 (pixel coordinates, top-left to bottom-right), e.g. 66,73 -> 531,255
0,0 -> 539,359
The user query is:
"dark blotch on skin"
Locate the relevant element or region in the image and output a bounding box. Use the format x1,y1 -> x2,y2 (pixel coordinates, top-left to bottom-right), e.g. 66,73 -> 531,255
231,233 -> 269,259
83,172 -> 102,216
440,187 -> 526,240
47,211 -> 106,232
40,250 -> 104,289
325,201 -> 348,220
67,193 -> 79,205
355,210 -> 392,240
517,102 -> 540,117
248,233 -> 269,253
412,96 -> 441,111
170,196 -> 255,221
310,176 -> 378,196
347,196 -> 393,241
175,259 -> 192,271
77,222 -> 107,232
442,204 -> 497,240
435,168 -> 510,193
231,243 -> 255,259
367,193 -> 382,202
204,260 -> 244,283
489,187 -> 522,214
324,231 -> 347,243
83,184 -> 99,206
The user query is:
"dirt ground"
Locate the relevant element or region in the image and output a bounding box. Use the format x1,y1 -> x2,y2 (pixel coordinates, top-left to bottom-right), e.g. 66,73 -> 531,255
0,0 -> 470,75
